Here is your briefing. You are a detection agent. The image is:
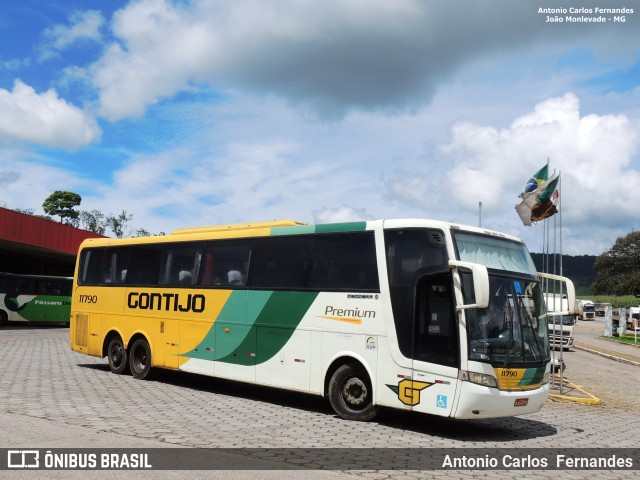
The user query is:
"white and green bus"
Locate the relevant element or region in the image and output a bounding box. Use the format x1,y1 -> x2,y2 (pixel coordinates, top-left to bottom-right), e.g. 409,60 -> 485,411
0,273 -> 72,326
70,219 -> 574,421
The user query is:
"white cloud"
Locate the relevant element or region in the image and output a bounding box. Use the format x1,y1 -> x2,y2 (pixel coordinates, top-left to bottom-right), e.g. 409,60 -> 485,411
312,206 -> 373,224
39,10 -> 104,61
443,92 -> 640,251
383,171 -> 430,209
92,0 -> 640,121
0,149 -> 94,213
0,80 -> 101,149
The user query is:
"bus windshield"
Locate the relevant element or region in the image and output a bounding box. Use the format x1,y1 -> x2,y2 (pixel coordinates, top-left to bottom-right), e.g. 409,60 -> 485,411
463,276 -> 550,365
453,231 -> 537,275
453,231 -> 549,366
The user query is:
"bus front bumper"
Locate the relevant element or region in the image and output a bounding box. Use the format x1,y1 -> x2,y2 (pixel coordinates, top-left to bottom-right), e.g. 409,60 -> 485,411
453,381 -> 550,419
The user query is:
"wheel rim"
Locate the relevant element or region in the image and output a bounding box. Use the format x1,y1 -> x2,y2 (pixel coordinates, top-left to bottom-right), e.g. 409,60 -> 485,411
341,377 -> 368,409
110,343 -> 124,368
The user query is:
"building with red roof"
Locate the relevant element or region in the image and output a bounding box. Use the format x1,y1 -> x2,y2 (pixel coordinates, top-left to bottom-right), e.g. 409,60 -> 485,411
0,207 -> 105,276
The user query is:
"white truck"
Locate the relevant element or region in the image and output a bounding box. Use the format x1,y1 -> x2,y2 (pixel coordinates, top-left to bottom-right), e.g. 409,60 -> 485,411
576,299 -> 595,320
545,293 -> 577,350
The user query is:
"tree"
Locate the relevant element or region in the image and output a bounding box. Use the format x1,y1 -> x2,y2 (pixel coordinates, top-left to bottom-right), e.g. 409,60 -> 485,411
592,231 -> 640,295
12,208 -> 35,215
106,210 -> 134,238
42,191 -> 81,225
132,228 -> 152,237
79,210 -> 106,235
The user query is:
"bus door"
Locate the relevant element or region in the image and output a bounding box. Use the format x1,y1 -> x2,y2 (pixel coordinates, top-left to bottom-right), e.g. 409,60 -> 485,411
410,273 -> 460,416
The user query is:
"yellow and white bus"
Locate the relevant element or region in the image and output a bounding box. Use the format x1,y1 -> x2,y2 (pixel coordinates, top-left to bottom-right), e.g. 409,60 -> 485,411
70,219 -> 574,421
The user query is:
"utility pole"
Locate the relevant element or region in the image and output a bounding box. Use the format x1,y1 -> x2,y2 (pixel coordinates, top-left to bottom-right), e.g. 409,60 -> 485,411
478,202 -> 482,227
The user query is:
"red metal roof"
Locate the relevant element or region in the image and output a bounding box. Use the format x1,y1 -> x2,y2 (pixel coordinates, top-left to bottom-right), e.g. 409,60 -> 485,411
0,207 -> 105,256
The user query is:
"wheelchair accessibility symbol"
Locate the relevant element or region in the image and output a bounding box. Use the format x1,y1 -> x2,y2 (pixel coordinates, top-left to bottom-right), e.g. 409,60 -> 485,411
436,395 -> 447,409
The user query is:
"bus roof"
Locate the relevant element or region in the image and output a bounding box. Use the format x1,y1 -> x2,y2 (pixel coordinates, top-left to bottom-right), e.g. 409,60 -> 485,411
171,220 -> 306,235
77,218 -> 526,248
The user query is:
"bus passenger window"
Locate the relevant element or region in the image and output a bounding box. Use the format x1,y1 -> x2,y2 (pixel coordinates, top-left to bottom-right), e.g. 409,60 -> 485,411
249,237 -> 311,289
201,241 -> 251,287
159,243 -> 202,286
126,246 -> 161,285
309,233 -> 379,291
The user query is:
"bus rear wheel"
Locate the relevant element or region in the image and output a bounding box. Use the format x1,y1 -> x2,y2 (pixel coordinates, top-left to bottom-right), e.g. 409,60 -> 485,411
328,363 -> 378,421
107,337 -> 129,374
129,338 -> 152,380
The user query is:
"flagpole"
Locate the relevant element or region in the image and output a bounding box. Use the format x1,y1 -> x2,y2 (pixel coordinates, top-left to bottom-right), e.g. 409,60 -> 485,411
558,172 -> 564,393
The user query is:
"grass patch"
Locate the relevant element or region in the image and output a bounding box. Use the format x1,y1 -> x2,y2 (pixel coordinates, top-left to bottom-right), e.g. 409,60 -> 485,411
602,334 -> 640,346
578,295 -> 640,309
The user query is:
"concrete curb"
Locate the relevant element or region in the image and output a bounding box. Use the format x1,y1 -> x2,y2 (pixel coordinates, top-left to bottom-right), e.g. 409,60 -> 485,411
573,343 -> 640,367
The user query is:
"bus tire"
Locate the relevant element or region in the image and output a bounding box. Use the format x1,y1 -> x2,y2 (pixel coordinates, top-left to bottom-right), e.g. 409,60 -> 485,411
129,338 -> 152,380
0,310 -> 7,326
328,363 -> 378,421
107,337 -> 129,375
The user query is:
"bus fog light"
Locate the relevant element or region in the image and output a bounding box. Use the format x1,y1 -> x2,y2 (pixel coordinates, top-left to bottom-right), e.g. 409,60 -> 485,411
459,370 -> 497,388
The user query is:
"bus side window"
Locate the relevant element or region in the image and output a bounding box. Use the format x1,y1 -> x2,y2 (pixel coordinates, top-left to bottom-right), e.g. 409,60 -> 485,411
126,245 -> 162,285
160,243 -> 202,286
100,247 -> 132,285
249,237 -> 311,289
202,241 -> 252,287
384,228 -> 448,360
309,233 -> 379,291
80,249 -> 104,285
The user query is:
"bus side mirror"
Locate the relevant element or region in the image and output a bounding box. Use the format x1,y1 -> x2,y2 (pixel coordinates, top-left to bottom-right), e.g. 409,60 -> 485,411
449,260 -> 490,310
538,272 -> 577,315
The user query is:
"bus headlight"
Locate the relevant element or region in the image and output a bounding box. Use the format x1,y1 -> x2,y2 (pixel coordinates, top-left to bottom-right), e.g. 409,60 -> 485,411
542,371 -> 550,385
459,370 -> 498,388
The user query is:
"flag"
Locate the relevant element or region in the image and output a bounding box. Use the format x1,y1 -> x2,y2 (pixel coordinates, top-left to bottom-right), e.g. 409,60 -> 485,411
515,170 -> 559,226
521,163 -> 549,196
531,173 -> 560,222
515,196 -> 535,226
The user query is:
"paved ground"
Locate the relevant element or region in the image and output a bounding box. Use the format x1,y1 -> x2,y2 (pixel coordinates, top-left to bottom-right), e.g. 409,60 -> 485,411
0,321 -> 638,479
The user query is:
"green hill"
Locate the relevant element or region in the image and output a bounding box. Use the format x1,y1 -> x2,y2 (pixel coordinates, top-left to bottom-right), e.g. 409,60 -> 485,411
530,253 -> 596,296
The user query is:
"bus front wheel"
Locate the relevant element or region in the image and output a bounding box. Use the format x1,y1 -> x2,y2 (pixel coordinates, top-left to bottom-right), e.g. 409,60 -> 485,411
107,337 -> 129,374
129,338 -> 152,380
328,363 -> 378,421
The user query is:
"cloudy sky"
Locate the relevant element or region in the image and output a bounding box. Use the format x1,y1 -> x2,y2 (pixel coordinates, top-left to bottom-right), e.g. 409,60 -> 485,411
1,0 -> 639,255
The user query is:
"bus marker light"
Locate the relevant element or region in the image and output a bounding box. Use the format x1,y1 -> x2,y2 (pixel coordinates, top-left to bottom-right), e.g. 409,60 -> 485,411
514,398 -> 528,407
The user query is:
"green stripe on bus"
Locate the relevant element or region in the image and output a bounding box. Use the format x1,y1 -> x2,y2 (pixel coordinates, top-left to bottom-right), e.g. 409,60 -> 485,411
183,290 -> 318,365
253,291 -> 318,363
519,367 -> 545,386
270,225 -> 316,236
315,222 -> 366,233
270,222 -> 367,236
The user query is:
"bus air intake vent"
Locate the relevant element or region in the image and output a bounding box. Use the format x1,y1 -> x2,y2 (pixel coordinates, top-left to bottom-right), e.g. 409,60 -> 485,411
75,314 -> 88,347
429,231 -> 445,245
